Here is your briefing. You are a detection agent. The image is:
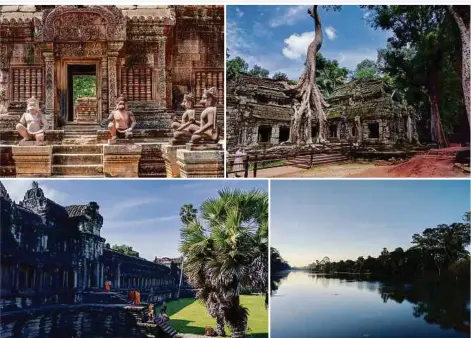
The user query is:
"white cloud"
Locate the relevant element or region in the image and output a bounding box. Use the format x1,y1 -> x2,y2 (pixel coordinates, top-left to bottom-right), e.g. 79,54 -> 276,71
100,196 -> 162,221
325,26 -> 337,40
2,179 -> 69,204
282,31 -> 314,60
269,5 -> 309,28
236,7 -> 244,18
323,48 -> 378,71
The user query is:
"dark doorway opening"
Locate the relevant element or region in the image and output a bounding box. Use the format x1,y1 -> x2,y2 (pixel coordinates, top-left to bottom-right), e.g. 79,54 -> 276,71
312,125 -> 319,138
351,126 -> 356,137
368,122 -> 380,138
258,125 -> 272,143
279,126 -> 290,143
67,64 -> 97,122
329,124 -> 338,138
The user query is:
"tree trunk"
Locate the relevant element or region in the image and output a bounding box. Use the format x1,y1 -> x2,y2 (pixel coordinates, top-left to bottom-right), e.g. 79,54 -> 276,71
448,5 -> 470,125
285,5 -> 329,144
224,298 -> 248,338
216,315 -> 226,337
428,69 -> 448,148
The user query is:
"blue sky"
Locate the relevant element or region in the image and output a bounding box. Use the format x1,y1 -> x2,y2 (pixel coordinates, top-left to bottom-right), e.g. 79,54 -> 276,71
2,179 -> 268,261
270,180 -> 471,266
227,5 -> 392,79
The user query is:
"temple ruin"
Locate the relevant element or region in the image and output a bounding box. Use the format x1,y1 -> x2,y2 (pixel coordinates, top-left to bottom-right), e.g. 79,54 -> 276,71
0,5 -> 224,177
227,74 -> 418,151
0,180 -> 193,336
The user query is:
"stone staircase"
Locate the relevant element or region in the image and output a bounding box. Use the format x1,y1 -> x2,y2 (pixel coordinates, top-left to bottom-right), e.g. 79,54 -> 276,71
52,145 -> 104,177
62,122 -> 99,144
82,291 -> 129,305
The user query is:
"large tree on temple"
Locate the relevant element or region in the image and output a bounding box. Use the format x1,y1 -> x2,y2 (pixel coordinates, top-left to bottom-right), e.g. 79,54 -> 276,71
284,5 -> 335,145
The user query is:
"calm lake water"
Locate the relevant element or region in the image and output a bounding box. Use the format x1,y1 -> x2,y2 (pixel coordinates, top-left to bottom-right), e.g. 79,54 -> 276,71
271,271 -> 470,338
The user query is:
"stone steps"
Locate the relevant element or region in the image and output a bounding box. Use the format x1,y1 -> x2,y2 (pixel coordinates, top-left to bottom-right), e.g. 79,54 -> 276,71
52,144 -> 104,177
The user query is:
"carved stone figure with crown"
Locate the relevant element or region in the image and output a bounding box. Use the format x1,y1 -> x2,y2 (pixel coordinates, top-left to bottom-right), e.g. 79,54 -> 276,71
191,87 -> 220,144
172,92 -> 198,143
107,95 -> 136,141
16,96 -> 48,143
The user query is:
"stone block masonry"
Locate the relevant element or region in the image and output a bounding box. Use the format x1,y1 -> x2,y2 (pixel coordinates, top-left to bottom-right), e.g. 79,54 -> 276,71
177,148 -> 224,178
11,145 -> 52,177
162,144 -> 186,178
103,144 -> 142,177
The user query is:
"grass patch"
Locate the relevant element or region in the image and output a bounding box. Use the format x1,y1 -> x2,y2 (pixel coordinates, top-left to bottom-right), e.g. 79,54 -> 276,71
250,160 -> 285,170
166,295 -> 268,337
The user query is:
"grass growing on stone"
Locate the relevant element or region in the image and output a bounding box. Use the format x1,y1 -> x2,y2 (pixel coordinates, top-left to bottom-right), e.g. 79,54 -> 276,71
250,160 -> 286,170
166,295 -> 268,337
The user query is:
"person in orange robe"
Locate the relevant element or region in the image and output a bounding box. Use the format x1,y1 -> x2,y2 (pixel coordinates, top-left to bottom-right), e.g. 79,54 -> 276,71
105,280 -> 110,292
135,290 -> 141,306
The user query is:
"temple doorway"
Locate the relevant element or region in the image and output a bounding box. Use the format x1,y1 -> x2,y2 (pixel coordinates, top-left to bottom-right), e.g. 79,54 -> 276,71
66,64 -> 98,123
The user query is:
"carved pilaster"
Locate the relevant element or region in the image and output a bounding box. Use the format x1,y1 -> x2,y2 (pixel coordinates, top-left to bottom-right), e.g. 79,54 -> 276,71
107,53 -> 118,109
157,37 -> 167,107
43,51 -> 55,129
101,57 -> 108,117
107,42 -> 123,110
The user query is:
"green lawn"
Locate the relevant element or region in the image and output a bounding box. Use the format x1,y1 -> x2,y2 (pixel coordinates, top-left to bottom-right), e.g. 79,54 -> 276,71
166,295 -> 268,337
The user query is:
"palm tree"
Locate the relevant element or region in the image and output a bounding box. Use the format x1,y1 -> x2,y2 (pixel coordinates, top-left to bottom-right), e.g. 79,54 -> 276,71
180,204 -> 197,225
180,188 -> 268,338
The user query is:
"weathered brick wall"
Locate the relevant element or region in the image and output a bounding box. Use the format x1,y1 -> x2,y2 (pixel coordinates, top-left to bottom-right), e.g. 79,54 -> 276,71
171,6 -> 224,99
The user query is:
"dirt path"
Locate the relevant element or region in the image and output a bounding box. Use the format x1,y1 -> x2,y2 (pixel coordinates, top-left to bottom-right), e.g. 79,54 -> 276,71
242,147 -> 469,178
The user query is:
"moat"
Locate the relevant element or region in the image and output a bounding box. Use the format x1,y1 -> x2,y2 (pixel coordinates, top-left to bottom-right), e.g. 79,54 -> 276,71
271,271 -> 470,338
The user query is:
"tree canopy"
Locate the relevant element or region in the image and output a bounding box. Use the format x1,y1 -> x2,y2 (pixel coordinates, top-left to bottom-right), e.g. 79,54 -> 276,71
111,244 -> 140,257
72,75 -> 96,103
352,59 -> 380,80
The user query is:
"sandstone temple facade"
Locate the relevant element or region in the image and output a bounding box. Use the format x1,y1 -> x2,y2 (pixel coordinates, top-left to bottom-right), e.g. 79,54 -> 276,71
0,181 -> 180,311
0,5 -> 224,178
227,74 -> 418,152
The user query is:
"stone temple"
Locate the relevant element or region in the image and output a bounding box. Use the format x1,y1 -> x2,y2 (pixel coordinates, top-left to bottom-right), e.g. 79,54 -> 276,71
0,5 -> 224,178
0,181 -> 190,336
227,73 -> 418,151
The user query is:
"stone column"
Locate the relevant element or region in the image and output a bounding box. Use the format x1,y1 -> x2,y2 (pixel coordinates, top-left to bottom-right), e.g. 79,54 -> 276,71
107,42 -> 123,110
43,51 -> 55,129
73,270 -> 78,288
101,57 -> 108,119
271,125 -> 280,144
116,263 -> 121,289
95,262 -> 99,288
157,37 -> 167,107
83,259 -> 88,289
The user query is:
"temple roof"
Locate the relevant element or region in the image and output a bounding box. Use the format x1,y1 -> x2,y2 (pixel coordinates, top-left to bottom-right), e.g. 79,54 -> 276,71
65,202 -> 100,218
325,78 -> 410,120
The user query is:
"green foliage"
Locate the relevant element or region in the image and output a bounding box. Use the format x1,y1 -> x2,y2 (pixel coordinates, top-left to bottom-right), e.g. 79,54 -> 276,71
180,204 -> 197,225
316,53 -> 349,97
111,244 -> 139,257
73,75 -> 96,103
307,211 -> 471,280
248,65 -> 270,78
352,59 -> 380,80
227,56 -> 249,79
179,189 -> 269,336
367,5 -> 466,141
273,72 -> 289,81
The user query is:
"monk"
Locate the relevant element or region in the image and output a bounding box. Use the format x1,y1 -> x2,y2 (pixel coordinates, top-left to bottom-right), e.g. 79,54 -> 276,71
16,96 -> 48,142
105,280 -> 110,292
107,96 -> 136,140
135,290 -> 141,306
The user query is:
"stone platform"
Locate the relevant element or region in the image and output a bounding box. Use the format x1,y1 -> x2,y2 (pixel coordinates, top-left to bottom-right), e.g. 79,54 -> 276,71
177,147 -> 224,178
103,144 -> 142,178
162,144 -> 186,178
11,145 -> 52,177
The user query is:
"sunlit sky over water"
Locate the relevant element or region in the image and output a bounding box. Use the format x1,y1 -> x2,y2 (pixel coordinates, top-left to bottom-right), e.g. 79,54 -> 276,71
271,180 -> 471,266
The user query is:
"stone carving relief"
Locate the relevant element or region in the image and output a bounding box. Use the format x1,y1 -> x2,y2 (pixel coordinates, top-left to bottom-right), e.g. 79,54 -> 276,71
42,6 -> 126,42
55,43 -> 106,58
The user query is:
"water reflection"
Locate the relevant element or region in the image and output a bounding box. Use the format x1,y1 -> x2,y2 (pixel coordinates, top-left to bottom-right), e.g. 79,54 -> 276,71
271,271 -> 469,338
